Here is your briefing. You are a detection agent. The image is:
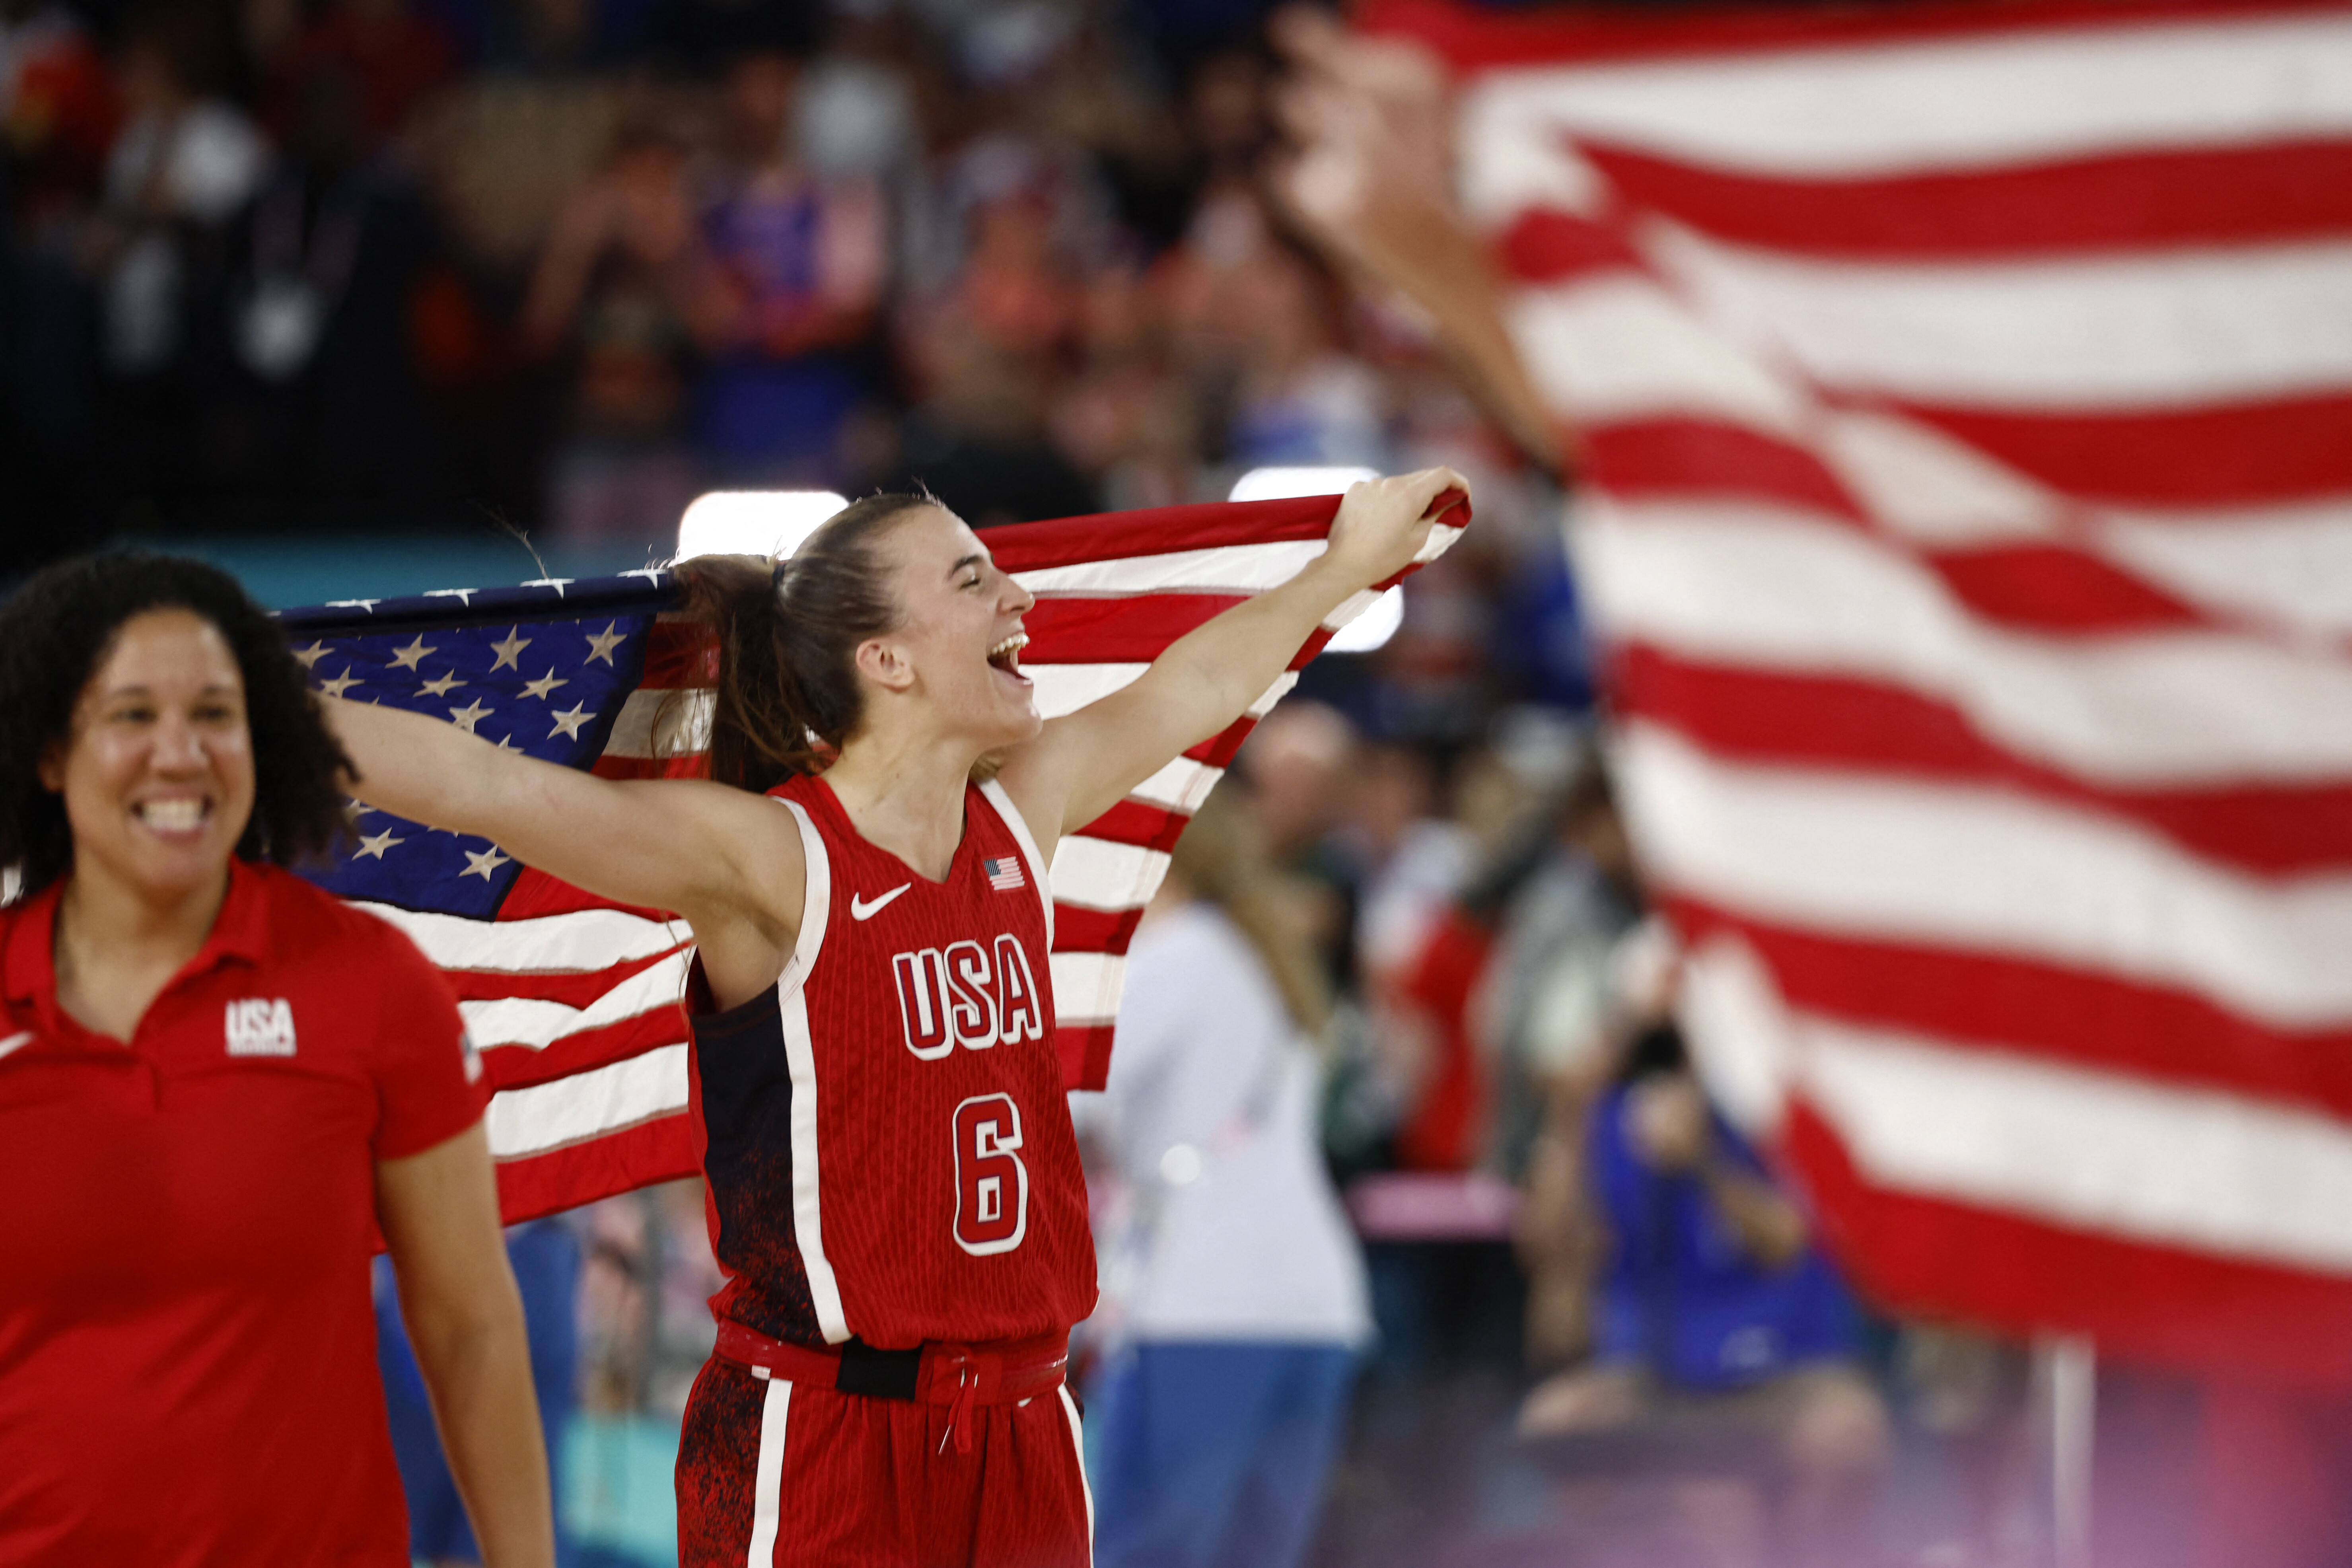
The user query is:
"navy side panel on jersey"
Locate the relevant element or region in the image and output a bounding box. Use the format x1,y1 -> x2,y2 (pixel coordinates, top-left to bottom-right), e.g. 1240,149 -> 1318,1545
688,978 -> 823,1346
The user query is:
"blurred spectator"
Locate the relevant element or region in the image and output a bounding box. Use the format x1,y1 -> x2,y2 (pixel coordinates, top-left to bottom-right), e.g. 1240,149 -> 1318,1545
1047,249 -> 1200,510
576,1179 -> 723,1420
91,6 -> 266,375
1489,761 -> 1644,1163
264,0 -> 457,152
1517,1022 -> 1890,1568
885,124 -> 1105,521
636,0 -> 811,78
83,5 -> 265,508
1349,741 -> 1473,984
1159,188 -> 1387,475
883,312 -> 1102,525
1074,784 -> 1371,1568
218,50 -> 453,525
521,117 -> 703,544
791,2 -> 919,183
0,0 -> 117,232
1025,4 -> 1190,253
1,0 -> 112,566
691,47 -> 885,487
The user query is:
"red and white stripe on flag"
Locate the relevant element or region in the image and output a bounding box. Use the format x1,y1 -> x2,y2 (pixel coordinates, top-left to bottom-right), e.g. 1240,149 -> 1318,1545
1372,0 -> 2352,1384
354,494 -> 1464,1225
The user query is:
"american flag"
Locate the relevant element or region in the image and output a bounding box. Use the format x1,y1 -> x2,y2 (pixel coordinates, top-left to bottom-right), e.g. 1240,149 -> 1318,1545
983,856 -> 1027,893
1374,0 -> 2352,1383
287,495 -> 1466,1224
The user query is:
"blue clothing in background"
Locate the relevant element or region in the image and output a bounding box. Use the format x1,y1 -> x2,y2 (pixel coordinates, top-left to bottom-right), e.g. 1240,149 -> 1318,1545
695,180 -> 869,483
1089,1342 -> 1358,1568
1589,1084 -> 1859,1391
376,1220 -> 581,1565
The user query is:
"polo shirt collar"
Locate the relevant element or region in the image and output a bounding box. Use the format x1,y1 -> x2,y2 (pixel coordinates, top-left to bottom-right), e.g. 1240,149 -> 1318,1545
1,876 -> 66,1014
2,859 -> 272,1022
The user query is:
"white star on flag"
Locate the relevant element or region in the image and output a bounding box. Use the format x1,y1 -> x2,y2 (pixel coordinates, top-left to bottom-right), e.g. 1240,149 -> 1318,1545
420,671 -> 465,697
389,636 -> 438,671
584,624 -> 626,666
461,846 -> 511,880
293,642 -> 330,670
448,698 -> 494,734
489,629 -> 532,671
520,669 -> 569,700
317,669 -> 363,699
354,829 -> 405,860
548,702 -> 593,740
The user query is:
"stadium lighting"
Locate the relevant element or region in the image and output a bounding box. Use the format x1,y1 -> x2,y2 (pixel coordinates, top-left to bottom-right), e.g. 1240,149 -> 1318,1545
1227,465 -> 1377,503
1227,465 -> 1400,654
675,491 -> 849,563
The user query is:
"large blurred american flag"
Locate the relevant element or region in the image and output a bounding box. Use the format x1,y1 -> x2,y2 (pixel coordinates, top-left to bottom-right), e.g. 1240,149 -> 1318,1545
287,495 -> 1464,1224
1374,0 -> 2352,1381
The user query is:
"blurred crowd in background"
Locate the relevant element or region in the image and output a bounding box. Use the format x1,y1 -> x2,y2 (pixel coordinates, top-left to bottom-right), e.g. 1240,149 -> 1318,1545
3,0 -> 2132,1564
0,0 -> 1585,739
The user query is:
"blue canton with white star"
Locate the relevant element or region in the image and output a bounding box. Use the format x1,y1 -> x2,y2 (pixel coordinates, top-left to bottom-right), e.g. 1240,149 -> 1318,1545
282,575 -> 676,918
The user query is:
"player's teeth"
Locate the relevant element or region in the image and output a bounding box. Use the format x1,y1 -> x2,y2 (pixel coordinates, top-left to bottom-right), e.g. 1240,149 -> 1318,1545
139,800 -> 204,831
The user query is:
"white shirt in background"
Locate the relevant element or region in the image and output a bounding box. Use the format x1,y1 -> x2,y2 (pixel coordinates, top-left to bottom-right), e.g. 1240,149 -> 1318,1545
1072,902 -> 1373,1348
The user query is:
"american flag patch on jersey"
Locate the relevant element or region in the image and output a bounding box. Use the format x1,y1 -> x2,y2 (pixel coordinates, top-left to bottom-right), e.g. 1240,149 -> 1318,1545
983,857 -> 1025,893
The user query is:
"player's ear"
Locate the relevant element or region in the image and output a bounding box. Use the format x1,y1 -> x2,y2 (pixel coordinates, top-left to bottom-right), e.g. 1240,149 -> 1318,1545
855,636 -> 916,695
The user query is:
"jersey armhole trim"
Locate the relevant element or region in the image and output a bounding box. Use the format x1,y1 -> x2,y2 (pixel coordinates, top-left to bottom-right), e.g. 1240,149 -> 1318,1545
773,797 -> 831,1001
979,778 -> 1054,949
771,794 -> 850,1344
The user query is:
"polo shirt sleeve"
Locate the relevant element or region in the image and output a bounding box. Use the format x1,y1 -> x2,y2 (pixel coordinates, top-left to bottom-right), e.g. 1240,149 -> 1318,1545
364,922 -> 492,1161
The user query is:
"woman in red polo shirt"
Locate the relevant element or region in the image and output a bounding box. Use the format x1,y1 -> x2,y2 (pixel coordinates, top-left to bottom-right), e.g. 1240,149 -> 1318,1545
0,554 -> 554,1568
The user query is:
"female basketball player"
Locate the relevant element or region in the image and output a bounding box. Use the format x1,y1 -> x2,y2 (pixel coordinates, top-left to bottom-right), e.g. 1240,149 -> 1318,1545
0,554 -> 554,1566
321,468 -> 1467,1566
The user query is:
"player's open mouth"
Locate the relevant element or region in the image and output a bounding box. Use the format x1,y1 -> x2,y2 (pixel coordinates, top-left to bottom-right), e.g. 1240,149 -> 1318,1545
988,633 -> 1031,686
134,797 -> 210,837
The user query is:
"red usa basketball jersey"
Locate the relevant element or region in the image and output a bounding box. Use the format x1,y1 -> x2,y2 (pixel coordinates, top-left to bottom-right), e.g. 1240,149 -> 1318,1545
688,775 -> 1095,1351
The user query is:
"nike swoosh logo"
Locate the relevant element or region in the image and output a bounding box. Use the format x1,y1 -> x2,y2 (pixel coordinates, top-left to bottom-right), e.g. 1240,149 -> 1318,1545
0,1031 -> 31,1064
850,883 -> 913,921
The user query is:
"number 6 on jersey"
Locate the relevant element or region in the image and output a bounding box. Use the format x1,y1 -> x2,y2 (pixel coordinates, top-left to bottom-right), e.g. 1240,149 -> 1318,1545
952,1093 -> 1029,1255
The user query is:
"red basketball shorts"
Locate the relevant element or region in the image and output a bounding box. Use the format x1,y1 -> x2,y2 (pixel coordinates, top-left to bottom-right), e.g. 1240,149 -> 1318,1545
676,1355 -> 1094,1567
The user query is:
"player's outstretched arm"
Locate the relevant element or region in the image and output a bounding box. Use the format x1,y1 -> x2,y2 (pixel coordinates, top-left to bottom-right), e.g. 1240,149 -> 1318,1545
321,695 -> 804,955
999,467 -> 1467,851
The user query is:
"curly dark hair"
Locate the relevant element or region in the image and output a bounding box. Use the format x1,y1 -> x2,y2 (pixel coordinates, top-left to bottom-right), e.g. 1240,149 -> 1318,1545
0,552 -> 356,897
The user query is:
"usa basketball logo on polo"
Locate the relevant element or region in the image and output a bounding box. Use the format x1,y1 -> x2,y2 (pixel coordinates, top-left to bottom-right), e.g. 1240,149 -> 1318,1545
224,998 -> 298,1057
891,936 -> 1045,1061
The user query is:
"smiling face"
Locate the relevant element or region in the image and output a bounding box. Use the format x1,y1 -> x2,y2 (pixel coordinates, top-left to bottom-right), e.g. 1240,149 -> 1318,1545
859,506 -> 1039,751
38,609 -> 256,906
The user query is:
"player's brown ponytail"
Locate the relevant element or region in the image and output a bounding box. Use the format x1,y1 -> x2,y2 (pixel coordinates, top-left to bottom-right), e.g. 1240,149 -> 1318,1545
673,494 -> 930,793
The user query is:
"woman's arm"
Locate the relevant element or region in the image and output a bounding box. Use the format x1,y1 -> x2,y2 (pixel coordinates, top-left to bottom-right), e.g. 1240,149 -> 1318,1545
376,1124 -> 553,1568
322,697 -> 803,1004
998,467 -> 1468,850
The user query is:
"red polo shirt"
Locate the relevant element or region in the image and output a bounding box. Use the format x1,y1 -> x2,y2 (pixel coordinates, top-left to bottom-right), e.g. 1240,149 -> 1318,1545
0,859 -> 488,1566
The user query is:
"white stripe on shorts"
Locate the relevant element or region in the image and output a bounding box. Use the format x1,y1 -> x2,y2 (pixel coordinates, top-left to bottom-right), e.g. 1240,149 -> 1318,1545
1058,1384 -> 1094,1558
747,1372 -> 793,1567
